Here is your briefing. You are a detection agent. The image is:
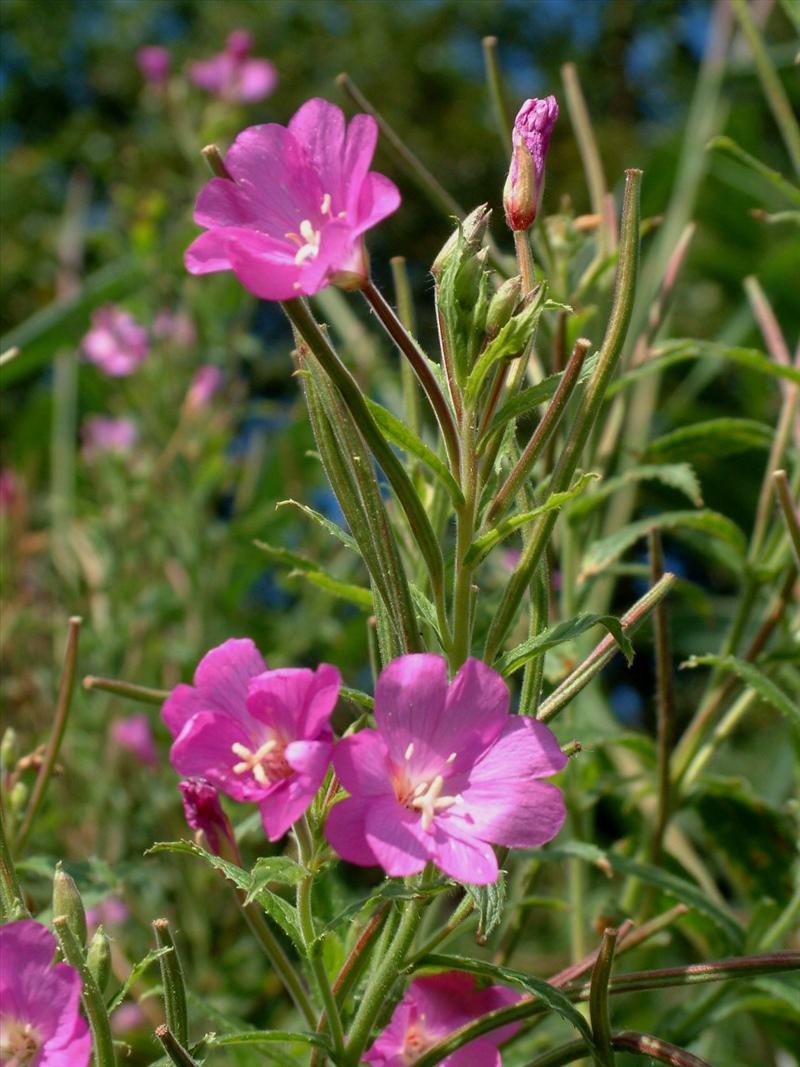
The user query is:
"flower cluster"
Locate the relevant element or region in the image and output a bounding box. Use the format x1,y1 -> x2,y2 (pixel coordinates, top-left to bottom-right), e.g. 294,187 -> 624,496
137,29 -> 277,103
163,644 -> 566,884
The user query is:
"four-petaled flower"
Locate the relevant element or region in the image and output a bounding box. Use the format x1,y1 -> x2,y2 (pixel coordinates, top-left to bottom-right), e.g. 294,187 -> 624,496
364,971 -> 522,1067
188,30 -> 277,104
325,654 -> 566,885
0,920 -> 91,1067
185,98 -> 401,300
162,638 -> 340,840
82,305 -> 149,377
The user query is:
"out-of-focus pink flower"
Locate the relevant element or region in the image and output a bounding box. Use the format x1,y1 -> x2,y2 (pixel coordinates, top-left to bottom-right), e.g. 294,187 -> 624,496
185,98 -> 400,300
82,305 -> 149,377
364,972 -> 522,1067
326,654 -> 567,885
137,45 -> 171,85
179,777 -> 237,856
503,96 -> 558,232
111,1002 -> 146,1035
86,896 -> 129,930
0,920 -> 91,1067
0,468 -> 20,512
153,309 -> 197,348
185,365 -> 222,412
111,714 -> 158,767
188,30 -> 277,104
163,639 -> 339,840
81,416 -> 138,459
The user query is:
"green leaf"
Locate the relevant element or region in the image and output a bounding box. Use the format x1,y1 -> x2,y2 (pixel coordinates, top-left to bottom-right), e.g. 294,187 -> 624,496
480,353 -> 599,449
681,655 -> 800,728
275,499 -> 358,553
339,686 -> 375,711
290,569 -> 373,610
247,857 -> 308,900
211,1031 -> 332,1052
646,418 -> 774,463
468,474 -> 599,567
607,341 -> 800,400
106,947 -> 172,1012
496,611 -> 634,676
580,510 -> 746,579
253,540 -> 316,572
541,841 -> 743,946
418,954 -> 597,1049
366,399 -> 464,507
464,871 -> 507,940
567,463 -> 703,519
147,841 -> 303,949
464,285 -> 548,408
706,135 -> 800,207
409,583 -> 444,646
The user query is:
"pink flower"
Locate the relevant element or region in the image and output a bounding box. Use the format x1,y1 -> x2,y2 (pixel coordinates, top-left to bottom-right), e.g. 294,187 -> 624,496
86,897 -> 129,930
137,45 -> 170,85
503,96 -> 558,232
0,468 -> 20,512
188,30 -> 277,104
0,920 -> 91,1067
185,365 -> 222,412
153,309 -> 197,348
179,777 -> 236,856
185,98 -> 401,300
82,305 -> 149,376
364,972 -> 522,1067
111,1002 -> 146,1035
162,639 -> 339,840
111,714 -> 158,766
81,416 -> 138,458
326,655 -> 566,885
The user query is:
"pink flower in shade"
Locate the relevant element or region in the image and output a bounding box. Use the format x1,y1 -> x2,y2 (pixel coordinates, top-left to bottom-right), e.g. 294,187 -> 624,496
81,416 -> 138,459
0,468 -> 20,512
162,639 -> 340,841
179,777 -> 236,857
184,98 -> 401,300
82,305 -> 149,377
503,96 -> 559,232
185,365 -> 222,412
0,920 -> 91,1067
153,309 -> 197,348
137,45 -> 170,85
326,655 -> 567,885
111,714 -> 158,767
188,30 -> 277,104
86,897 -> 129,930
364,972 -> 522,1067
111,1002 -> 146,1035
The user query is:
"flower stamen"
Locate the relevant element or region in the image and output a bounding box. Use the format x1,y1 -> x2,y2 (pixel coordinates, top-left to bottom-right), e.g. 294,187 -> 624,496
231,738 -> 291,786
409,774 -> 459,832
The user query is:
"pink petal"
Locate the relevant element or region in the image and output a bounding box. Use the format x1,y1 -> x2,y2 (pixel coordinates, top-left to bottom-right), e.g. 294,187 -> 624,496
224,228 -> 311,301
469,985 -> 523,1046
332,730 -> 393,797
284,738 -> 333,783
162,638 -> 265,735
373,653 -> 449,773
447,1038 -> 503,1067
194,177 -> 262,229
235,58 -> 278,103
289,98 -> 347,207
185,230 -> 232,275
342,113 -> 378,215
427,822 -> 498,884
0,919 -> 55,974
450,718 -> 567,848
245,665 -> 339,740
170,711 -> 263,802
353,172 -> 402,235
188,54 -> 231,94
258,774 -> 318,841
324,796 -> 379,867
225,124 -> 323,231
364,795 -> 430,876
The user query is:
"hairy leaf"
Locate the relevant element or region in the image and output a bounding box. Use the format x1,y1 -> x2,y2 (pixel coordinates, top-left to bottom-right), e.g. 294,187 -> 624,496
497,611 -> 634,676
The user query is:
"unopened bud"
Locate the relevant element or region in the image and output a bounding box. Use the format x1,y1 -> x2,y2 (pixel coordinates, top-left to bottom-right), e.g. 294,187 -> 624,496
8,780 -> 27,814
0,727 -> 17,772
503,96 -> 559,232
431,204 -> 491,277
87,925 -> 112,992
486,276 -> 522,338
53,863 -> 88,948
179,778 -> 237,859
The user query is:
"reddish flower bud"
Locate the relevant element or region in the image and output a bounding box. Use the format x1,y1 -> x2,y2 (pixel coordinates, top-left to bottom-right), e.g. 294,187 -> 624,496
179,778 -> 236,858
503,96 -> 559,232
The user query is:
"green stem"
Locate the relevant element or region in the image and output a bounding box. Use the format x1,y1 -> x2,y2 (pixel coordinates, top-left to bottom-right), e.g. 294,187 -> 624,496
484,169 -> 641,663
283,298 -> 450,647
589,928 -> 618,1066
482,36 -> 512,155
155,1024 -> 200,1067
451,412 -> 479,670
773,469 -> 800,568
648,530 -> 674,870
0,799 -> 27,920
390,257 -> 422,439
82,675 -> 168,706
345,897 -> 423,1065
239,899 -> 317,1028
15,616 -> 82,852
152,919 -> 189,1047
407,894 -> 475,965
296,818 -> 346,1060
561,62 -> 609,256
524,1032 -> 711,1067
54,915 -> 116,1067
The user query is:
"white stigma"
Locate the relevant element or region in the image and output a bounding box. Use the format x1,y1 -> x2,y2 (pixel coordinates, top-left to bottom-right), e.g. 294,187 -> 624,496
404,742 -> 415,760
320,192 -> 332,215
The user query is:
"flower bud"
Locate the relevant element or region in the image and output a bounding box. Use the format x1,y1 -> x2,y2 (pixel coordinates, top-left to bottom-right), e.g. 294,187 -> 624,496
179,778 -> 237,859
486,275 -> 522,338
1,727 -> 17,772
431,204 -> 491,278
503,96 -> 559,232
53,863 -> 88,948
87,925 -> 112,993
8,780 -> 27,814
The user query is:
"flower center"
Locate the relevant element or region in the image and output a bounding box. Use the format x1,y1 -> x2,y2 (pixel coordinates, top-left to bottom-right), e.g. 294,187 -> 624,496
284,194 -> 348,269
231,736 -> 292,787
401,1019 -> 434,1064
395,748 -> 460,832
0,1015 -> 42,1067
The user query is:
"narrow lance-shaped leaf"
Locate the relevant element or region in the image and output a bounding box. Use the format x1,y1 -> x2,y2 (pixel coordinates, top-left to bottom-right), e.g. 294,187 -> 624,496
497,611 -> 634,677
567,463 -> 703,519
646,418 -> 775,463
681,655 -> 800,729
